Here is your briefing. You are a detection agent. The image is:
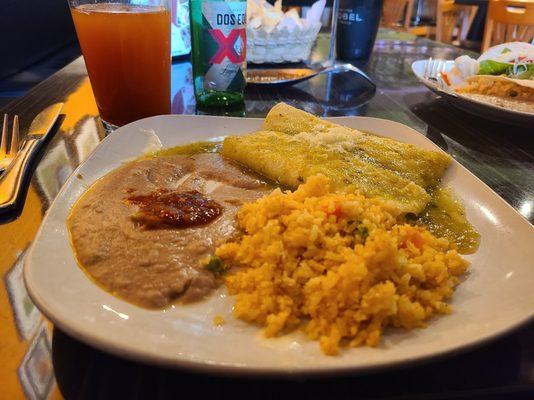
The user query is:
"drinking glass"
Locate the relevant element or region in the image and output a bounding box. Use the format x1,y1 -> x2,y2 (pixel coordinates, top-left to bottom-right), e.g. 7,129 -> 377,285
67,0 -> 171,131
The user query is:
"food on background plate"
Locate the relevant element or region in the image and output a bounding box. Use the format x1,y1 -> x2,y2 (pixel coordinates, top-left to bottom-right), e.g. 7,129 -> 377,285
67,102 -> 479,354
456,76 -> 533,113
216,175 -> 469,355
247,68 -> 317,84
452,42 -> 534,81
445,42 -> 534,113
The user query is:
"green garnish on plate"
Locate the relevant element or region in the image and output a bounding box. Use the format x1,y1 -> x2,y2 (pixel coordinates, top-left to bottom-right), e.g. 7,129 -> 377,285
205,255 -> 226,277
478,60 -> 534,79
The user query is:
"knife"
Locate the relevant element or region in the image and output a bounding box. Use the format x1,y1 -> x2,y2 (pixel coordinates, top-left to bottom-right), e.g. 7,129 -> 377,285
0,103 -> 63,213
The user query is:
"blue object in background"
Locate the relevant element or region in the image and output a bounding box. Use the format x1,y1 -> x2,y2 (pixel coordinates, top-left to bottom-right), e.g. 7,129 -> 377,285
171,0 -> 191,57
171,61 -> 195,113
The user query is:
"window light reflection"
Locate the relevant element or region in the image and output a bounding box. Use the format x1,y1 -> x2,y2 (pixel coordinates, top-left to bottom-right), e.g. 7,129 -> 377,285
479,205 -> 498,225
102,304 -> 129,320
519,201 -> 532,219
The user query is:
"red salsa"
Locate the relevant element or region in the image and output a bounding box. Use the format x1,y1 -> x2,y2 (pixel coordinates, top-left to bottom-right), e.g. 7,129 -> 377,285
126,189 -> 222,229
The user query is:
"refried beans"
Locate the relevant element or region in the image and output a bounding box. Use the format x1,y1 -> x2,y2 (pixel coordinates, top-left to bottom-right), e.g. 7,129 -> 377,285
67,152 -> 270,308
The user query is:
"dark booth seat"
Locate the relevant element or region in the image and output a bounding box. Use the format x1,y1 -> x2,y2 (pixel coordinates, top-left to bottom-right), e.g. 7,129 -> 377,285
0,0 -> 80,107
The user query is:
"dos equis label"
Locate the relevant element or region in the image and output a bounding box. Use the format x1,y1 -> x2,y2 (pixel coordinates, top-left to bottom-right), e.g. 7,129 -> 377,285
201,1 -> 246,91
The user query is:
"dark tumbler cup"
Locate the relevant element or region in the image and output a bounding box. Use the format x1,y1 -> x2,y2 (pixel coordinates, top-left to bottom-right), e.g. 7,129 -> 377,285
336,0 -> 383,61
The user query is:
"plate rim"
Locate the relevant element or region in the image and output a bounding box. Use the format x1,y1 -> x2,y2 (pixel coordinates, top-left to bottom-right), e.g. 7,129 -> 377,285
24,114 -> 534,376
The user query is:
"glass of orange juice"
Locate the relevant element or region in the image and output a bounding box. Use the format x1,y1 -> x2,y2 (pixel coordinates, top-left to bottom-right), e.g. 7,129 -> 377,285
68,0 -> 171,131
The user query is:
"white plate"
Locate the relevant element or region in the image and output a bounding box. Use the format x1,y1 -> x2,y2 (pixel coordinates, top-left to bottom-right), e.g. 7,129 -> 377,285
412,59 -> 534,125
24,115 -> 534,376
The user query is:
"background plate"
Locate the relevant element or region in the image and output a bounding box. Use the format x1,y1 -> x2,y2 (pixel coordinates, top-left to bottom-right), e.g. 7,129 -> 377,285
24,115 -> 534,376
412,60 -> 534,126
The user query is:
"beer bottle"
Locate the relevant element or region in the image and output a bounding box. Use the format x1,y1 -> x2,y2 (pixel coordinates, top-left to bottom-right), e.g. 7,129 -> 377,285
189,0 -> 246,109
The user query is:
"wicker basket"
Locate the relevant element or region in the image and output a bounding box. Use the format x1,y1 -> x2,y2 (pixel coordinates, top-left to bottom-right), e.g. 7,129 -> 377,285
246,22 -> 322,64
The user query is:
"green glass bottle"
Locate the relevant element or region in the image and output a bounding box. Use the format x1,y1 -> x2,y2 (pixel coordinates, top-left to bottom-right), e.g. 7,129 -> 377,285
189,0 -> 246,110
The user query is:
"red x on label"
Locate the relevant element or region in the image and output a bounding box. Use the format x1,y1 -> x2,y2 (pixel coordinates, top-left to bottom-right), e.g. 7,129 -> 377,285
209,29 -> 246,64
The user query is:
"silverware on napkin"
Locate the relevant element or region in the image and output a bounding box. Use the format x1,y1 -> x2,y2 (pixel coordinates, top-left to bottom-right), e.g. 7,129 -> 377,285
0,103 -> 63,214
0,114 -> 20,172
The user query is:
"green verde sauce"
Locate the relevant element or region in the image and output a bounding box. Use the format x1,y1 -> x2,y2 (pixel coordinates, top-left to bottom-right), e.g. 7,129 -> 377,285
414,187 -> 480,254
147,141 -> 221,158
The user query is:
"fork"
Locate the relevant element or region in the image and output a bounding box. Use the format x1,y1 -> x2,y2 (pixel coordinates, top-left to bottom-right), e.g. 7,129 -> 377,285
0,114 -> 20,172
423,58 -> 448,83
423,58 -> 457,97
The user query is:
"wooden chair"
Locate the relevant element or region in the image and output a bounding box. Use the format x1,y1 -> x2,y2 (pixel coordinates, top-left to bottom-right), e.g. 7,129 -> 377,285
381,0 -> 414,30
436,0 -> 478,44
482,0 -> 534,51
